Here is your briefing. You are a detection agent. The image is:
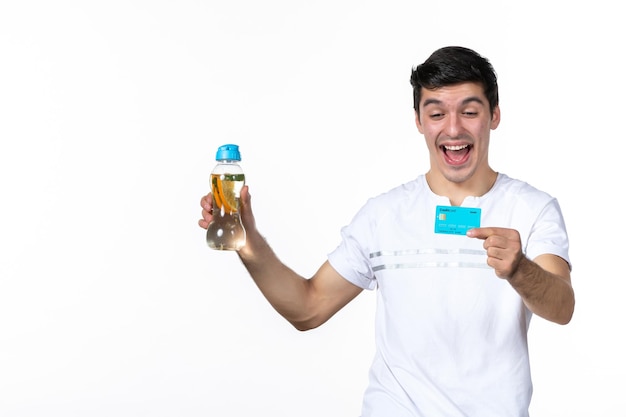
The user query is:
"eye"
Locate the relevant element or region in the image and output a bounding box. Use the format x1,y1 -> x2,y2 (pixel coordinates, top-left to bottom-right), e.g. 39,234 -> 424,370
462,111 -> 478,117
429,112 -> 445,120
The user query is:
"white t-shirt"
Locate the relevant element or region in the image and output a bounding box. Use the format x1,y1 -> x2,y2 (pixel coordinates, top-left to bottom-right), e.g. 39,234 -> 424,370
327,173 -> 570,417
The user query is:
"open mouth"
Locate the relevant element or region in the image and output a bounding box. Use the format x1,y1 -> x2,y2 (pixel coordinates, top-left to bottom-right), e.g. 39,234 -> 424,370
441,144 -> 472,165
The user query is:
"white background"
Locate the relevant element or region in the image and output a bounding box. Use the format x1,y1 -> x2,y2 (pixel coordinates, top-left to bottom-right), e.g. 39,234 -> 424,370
0,1 -> 623,416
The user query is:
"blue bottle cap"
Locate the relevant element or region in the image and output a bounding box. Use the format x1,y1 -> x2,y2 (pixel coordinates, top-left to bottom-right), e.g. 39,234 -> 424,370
215,144 -> 241,161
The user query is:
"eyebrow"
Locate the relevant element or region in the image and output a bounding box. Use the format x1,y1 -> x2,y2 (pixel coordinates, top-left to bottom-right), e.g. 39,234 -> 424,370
422,96 -> 486,108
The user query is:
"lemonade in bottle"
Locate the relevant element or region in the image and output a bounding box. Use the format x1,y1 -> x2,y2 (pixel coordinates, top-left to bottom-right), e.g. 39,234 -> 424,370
206,144 -> 246,250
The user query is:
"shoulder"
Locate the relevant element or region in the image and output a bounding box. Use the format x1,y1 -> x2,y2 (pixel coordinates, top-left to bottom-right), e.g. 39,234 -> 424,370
364,175 -> 426,208
343,176 -> 427,231
368,175 -> 426,203
485,174 -> 565,234
494,173 -> 555,207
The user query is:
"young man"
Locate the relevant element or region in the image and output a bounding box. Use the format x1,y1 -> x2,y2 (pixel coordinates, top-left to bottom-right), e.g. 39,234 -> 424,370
199,46 -> 575,417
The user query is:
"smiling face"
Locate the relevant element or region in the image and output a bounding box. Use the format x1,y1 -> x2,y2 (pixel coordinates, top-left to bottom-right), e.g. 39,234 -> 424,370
415,81 -> 500,198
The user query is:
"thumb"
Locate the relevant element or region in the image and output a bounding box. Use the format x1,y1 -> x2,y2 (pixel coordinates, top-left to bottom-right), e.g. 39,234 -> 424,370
240,184 -> 251,208
239,185 -> 256,230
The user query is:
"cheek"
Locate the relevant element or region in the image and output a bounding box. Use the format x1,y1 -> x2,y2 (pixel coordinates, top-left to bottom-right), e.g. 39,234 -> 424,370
471,123 -> 492,142
419,124 -> 437,139
425,135 -> 440,153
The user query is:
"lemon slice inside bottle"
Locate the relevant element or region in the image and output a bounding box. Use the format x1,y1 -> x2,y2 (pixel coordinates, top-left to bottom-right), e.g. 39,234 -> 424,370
212,174 -> 239,213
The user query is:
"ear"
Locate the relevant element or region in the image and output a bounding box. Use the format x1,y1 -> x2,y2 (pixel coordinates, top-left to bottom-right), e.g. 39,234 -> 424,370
490,105 -> 501,130
414,110 -> 424,134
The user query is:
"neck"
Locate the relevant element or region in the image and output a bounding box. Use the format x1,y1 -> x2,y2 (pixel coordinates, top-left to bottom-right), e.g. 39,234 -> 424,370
425,169 -> 498,206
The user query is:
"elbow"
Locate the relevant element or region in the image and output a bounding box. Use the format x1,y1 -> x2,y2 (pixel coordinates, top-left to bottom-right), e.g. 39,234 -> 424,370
555,313 -> 573,326
288,308 -> 330,331
293,323 -> 316,332
290,316 -> 325,332
559,297 -> 576,325
533,292 -> 575,325
552,292 -> 575,325
285,294 -> 330,331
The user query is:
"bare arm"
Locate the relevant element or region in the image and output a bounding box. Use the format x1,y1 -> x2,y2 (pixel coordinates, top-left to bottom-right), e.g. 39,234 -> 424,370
467,227 -> 575,325
509,253 -> 574,325
200,186 -> 362,331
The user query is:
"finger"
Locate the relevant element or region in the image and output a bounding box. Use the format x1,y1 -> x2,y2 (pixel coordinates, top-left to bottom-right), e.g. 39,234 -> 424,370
199,193 -> 213,230
238,185 -> 257,231
466,227 -> 495,239
485,245 -> 507,260
200,193 -> 213,211
240,185 -> 250,207
199,202 -> 212,229
467,227 -> 512,240
483,234 -> 509,250
239,185 -> 252,217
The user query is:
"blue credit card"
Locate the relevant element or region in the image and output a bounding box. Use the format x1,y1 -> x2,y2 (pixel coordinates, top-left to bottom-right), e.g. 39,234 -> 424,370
434,205 -> 481,235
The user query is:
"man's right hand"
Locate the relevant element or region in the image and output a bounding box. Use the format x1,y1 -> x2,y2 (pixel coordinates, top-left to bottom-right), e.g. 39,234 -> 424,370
199,185 -> 255,233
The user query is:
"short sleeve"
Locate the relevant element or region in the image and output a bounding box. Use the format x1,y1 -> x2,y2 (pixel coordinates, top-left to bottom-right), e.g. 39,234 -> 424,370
525,197 -> 571,271
327,202 -> 378,290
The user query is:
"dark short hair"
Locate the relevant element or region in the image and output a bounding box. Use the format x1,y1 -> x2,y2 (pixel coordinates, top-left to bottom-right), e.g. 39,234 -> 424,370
410,46 -> 499,117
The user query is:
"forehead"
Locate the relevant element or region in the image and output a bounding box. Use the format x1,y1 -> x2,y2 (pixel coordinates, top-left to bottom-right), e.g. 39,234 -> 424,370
420,82 -> 487,108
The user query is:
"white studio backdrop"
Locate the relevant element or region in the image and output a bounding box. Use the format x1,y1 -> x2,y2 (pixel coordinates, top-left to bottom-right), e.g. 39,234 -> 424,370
0,1 -> 622,416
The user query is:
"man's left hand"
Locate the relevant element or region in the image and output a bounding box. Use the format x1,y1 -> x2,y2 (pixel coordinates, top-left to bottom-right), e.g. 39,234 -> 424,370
467,227 -> 523,279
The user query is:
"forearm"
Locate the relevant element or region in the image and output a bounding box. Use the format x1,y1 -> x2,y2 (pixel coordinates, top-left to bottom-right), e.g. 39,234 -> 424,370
507,256 -> 575,325
237,229 -> 315,327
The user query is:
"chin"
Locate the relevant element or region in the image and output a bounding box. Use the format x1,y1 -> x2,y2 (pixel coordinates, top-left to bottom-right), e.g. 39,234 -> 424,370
443,167 -> 475,184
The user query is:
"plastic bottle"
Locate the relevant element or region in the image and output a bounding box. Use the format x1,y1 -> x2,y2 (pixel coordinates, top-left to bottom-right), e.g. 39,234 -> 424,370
206,144 -> 246,250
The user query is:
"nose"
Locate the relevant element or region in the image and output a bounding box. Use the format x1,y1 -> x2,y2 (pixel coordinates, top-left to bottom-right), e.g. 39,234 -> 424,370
443,113 -> 461,138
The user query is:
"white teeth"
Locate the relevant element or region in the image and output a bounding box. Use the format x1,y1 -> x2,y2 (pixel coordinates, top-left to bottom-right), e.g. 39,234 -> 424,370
444,144 -> 469,151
